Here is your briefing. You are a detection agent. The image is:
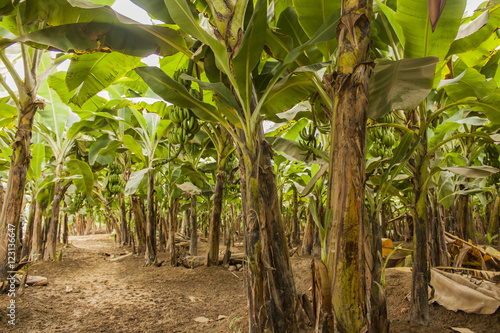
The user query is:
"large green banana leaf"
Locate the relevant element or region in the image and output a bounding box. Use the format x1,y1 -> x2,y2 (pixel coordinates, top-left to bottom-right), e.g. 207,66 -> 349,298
368,57 -> 438,119
395,0 -> 466,60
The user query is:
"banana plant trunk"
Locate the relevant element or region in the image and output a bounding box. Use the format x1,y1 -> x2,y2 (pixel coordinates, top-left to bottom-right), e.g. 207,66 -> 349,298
145,169 -> 157,266
409,114 -> 430,326
169,197 -> 180,266
237,126 -> 304,332
119,194 -> 129,245
454,193 -> 474,241
44,166 -> 67,261
21,202 -> 36,261
237,140 -> 265,333
291,187 -> 300,246
30,201 -> 44,261
302,207 -> 314,255
62,212 -> 69,246
428,189 -> 449,267
488,196 -> 500,242
325,0 -> 372,331
206,163 -> 226,266
0,181 -> 4,212
189,194 -> 198,256
258,137 -> 304,332
0,100 -> 40,279
131,195 -> 146,255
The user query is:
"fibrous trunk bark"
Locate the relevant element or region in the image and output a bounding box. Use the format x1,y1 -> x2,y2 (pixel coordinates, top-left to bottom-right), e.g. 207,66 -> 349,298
21,202 -> 36,261
488,196 -> 500,241
44,172 -> 68,261
428,190 -> 449,267
454,193 -> 473,242
237,140 -> 265,333
189,195 -> 198,256
291,187 -> 300,246
206,163 -> 225,266
0,101 -> 39,279
131,195 -> 146,255
409,110 -> 429,326
31,201 -> 44,261
258,138 -> 304,332
301,208 -> 314,256
169,198 -> 180,266
325,1 -> 372,331
119,194 -> 129,245
145,169 -> 157,266
367,214 -> 389,333
62,212 -> 69,245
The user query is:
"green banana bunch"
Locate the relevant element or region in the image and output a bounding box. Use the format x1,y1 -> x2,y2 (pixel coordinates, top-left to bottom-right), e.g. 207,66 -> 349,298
109,161 -> 123,174
111,185 -> 123,195
106,161 -> 125,196
380,113 -> 394,123
173,68 -> 189,87
109,174 -> 120,184
299,124 -> 316,142
170,106 -> 190,124
168,126 -> 190,145
382,133 -> 395,148
369,142 -> 386,158
190,88 -> 201,100
317,122 -> 330,134
367,115 -> 396,159
182,116 -> 200,135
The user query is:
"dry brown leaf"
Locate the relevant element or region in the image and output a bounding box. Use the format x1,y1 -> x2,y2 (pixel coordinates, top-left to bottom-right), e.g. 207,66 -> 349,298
430,268 -> 500,314
194,316 -> 210,323
451,328 -> 475,333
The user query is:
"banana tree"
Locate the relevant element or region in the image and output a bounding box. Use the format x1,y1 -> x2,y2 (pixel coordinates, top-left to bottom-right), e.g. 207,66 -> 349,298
0,4 -> 52,280
122,107 -> 169,266
19,138 -> 46,261
14,2 -> 320,328
373,0 -> 500,325
131,1 -> 349,329
34,113 -> 94,260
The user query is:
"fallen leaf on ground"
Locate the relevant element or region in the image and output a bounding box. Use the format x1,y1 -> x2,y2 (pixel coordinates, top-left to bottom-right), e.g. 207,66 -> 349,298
194,316 -> 210,323
451,327 -> 475,333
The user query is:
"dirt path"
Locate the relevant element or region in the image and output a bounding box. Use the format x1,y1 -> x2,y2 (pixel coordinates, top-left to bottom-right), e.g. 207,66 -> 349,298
0,234 -> 247,332
1,234 -> 499,332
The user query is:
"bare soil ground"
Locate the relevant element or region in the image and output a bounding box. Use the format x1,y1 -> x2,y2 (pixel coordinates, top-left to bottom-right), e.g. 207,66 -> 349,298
1,234 -> 499,332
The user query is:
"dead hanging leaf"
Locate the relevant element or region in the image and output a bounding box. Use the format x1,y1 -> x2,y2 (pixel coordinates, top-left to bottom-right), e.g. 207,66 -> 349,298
454,244 -> 471,268
382,238 -> 394,257
446,232 -> 500,271
427,0 -> 447,32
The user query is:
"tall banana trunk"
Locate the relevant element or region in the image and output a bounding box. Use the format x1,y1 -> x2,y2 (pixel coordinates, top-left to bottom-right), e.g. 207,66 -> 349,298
325,0 -> 373,331
0,99 -> 42,278
206,161 -> 226,266
409,126 -> 430,325
44,164 -> 63,260
145,169 -> 157,266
